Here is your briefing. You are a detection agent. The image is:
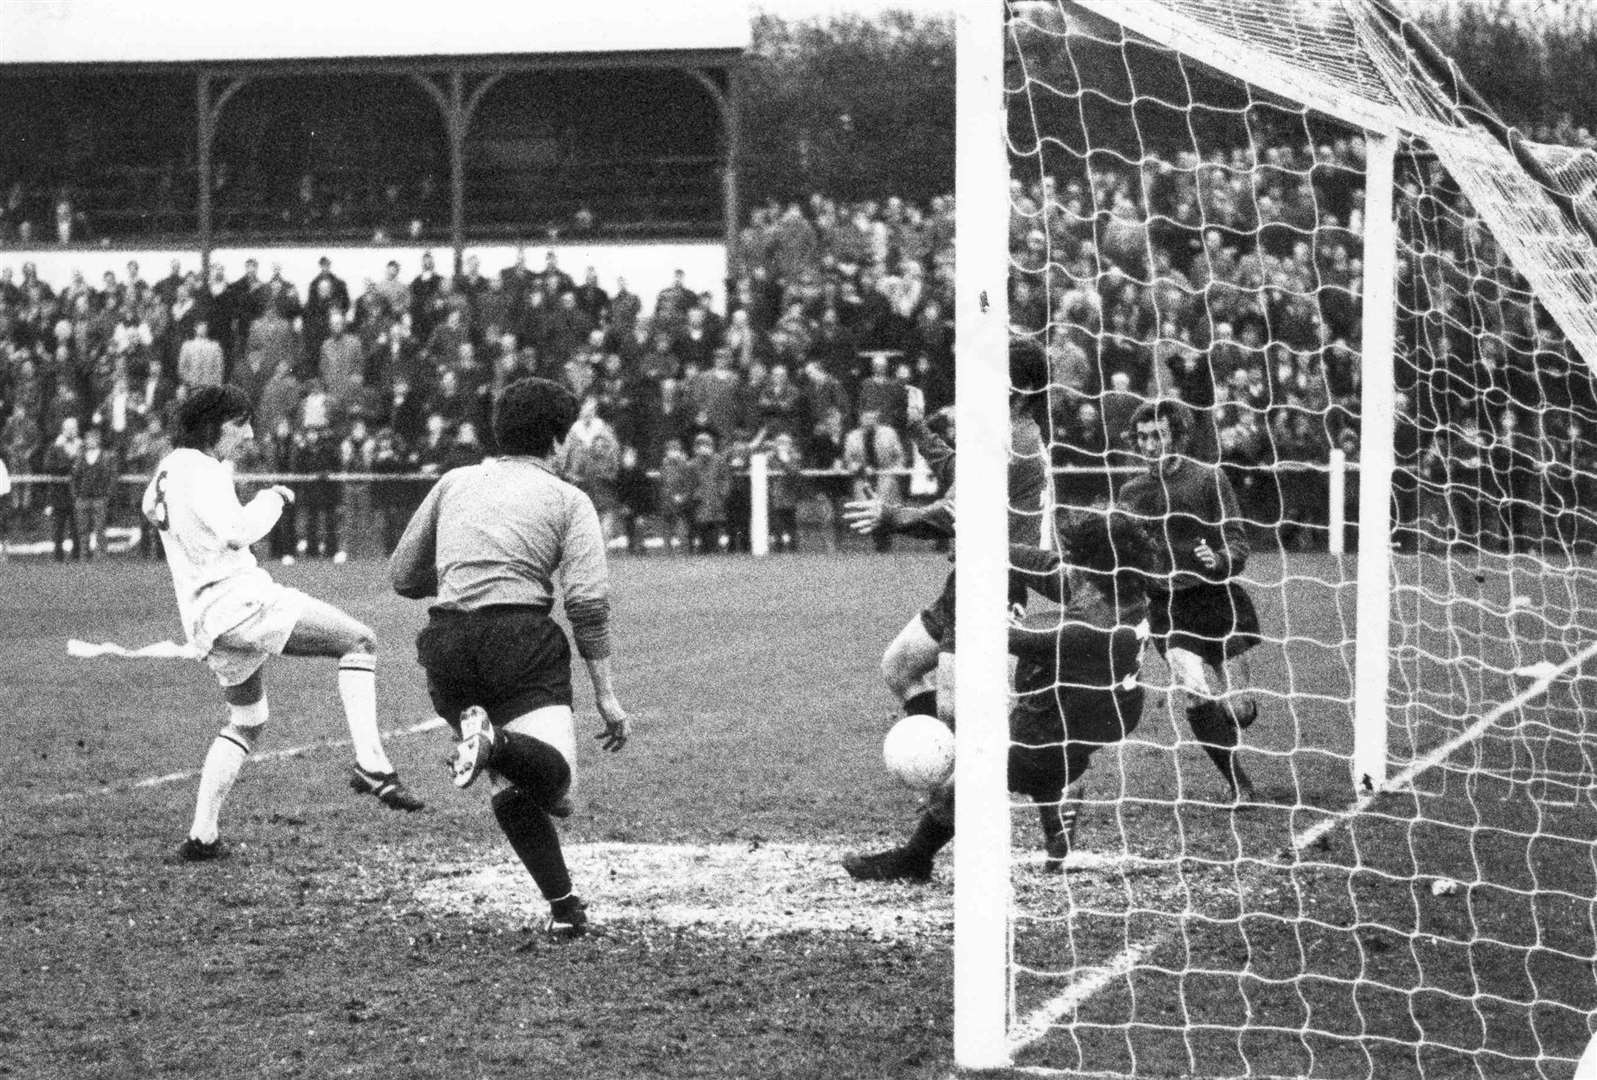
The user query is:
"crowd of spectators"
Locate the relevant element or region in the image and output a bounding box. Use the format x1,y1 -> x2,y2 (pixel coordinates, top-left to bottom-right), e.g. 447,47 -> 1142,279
0,192 -> 966,559
5,127 -> 1597,560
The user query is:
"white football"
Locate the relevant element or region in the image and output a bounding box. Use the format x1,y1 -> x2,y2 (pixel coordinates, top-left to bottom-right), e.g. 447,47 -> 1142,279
883,714 -> 955,791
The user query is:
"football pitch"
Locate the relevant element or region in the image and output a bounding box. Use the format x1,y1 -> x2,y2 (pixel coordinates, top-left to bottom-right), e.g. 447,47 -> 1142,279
3,548 -> 1595,1079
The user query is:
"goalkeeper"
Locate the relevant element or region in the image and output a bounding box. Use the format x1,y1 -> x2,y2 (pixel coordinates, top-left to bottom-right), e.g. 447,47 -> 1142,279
842,508 -> 1155,881
1119,398 -> 1262,805
842,340 -> 1052,735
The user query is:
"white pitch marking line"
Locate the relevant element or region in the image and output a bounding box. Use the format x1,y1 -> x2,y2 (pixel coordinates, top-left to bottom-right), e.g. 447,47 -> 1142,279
1007,641 -> 1596,1057
34,717 -> 447,805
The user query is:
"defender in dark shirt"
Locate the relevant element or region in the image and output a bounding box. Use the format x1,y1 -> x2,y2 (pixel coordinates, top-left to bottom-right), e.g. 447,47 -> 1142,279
842,509 -> 1157,881
1119,399 -> 1262,805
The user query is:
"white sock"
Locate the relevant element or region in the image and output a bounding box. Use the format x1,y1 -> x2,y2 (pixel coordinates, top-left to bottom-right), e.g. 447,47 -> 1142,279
339,653 -> 392,775
189,732 -> 249,844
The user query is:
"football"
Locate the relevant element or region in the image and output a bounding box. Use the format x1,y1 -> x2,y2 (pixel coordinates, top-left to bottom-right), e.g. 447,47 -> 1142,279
883,714 -> 955,791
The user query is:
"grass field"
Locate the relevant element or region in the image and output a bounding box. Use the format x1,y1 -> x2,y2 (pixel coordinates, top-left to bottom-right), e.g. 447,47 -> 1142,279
3,546 -> 1596,1079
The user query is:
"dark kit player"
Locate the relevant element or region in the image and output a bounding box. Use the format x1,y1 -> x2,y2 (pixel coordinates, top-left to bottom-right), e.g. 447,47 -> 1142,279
1119,399 -> 1262,804
843,509 -> 1155,881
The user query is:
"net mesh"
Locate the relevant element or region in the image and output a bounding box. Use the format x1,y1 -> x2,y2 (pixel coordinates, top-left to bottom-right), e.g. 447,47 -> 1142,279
998,2 -> 1597,1076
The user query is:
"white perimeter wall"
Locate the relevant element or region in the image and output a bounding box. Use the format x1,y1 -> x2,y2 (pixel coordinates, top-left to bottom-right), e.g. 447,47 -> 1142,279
1,242 -> 729,315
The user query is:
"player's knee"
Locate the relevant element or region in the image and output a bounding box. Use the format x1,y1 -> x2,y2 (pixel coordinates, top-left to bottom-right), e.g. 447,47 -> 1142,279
223,698 -> 269,751
347,623 -> 377,655
1167,650 -> 1214,699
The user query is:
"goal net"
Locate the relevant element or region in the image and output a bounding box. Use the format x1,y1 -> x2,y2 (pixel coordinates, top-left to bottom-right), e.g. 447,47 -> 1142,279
953,1 -> 1597,1075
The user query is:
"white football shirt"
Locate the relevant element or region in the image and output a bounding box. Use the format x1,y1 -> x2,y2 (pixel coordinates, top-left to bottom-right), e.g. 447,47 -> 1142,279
141,448 -> 286,650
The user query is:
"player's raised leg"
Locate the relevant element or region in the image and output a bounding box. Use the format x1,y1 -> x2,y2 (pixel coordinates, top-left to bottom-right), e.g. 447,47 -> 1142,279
181,669 -> 269,861
481,705 -> 585,935
282,596 -> 423,812
882,608 -> 943,720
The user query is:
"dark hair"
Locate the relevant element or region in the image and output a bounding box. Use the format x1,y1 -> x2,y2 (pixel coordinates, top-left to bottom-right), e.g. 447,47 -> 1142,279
1060,506 -> 1156,602
172,384 -> 253,450
493,377 -> 579,456
1009,339 -> 1049,400
1129,397 -> 1191,444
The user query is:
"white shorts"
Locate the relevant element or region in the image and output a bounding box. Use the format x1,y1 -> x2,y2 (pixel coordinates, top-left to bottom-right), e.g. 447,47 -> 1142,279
200,580 -> 310,688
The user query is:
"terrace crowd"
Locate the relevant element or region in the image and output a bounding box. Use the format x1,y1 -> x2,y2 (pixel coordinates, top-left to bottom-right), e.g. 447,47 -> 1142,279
3,136 -> 1595,559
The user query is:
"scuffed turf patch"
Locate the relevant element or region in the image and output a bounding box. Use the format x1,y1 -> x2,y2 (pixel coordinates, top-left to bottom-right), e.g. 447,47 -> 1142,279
413,840 -> 1145,942
416,841 -> 956,940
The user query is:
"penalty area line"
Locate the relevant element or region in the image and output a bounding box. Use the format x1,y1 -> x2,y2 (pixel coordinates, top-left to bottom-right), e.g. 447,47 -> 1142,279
33,717 -> 446,806
1006,640 -> 1597,1059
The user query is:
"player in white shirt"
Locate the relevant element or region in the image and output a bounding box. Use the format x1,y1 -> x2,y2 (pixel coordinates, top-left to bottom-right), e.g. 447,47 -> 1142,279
143,386 -> 423,862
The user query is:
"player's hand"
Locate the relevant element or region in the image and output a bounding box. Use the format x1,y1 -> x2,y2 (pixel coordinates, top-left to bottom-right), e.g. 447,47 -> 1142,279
1194,539 -> 1219,570
269,484 -> 296,507
594,694 -> 629,752
843,485 -> 886,534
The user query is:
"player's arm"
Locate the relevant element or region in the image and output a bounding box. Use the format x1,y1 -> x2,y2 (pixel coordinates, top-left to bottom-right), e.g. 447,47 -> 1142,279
389,476 -> 444,598
186,467 -> 287,549
845,480 -> 956,539
1205,469 -> 1251,578
560,492 -> 629,752
1010,543 -> 1067,603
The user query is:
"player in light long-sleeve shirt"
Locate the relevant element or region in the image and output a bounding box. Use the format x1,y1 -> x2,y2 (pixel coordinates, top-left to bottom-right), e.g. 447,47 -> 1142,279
143,386 -> 422,864
390,376 -> 628,939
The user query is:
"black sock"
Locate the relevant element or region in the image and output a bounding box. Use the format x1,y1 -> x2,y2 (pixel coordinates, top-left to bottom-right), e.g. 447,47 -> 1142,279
491,788 -> 572,902
491,732 -> 572,813
1187,702 -> 1242,791
904,690 -> 937,718
904,811 -> 955,861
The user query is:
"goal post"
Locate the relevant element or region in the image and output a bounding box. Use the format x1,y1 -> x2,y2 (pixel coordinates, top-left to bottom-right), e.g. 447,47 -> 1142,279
1352,130 -> 1397,796
951,1 -> 1014,1070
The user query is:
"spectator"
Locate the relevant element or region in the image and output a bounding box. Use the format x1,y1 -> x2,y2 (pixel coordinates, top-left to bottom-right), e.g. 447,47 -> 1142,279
654,269 -> 696,334
682,346 -> 748,442
442,419 -> 487,472
375,259 -> 409,319
755,362 -> 804,438
656,436 -> 693,554
42,416 -> 82,561
410,251 -> 445,342
319,310 -> 363,400
560,395 -> 622,540
614,444 -> 654,554
765,431 -> 804,552
610,276 -> 642,338
176,321 -> 224,390
368,426 -> 416,555
685,430 -> 730,553
70,425 -> 117,558
292,423 -> 342,559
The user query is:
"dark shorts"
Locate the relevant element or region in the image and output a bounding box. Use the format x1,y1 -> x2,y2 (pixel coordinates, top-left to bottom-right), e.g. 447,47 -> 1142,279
1147,582 -> 1262,668
919,570 -> 957,652
1007,688 -> 1144,798
416,606 -> 573,729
